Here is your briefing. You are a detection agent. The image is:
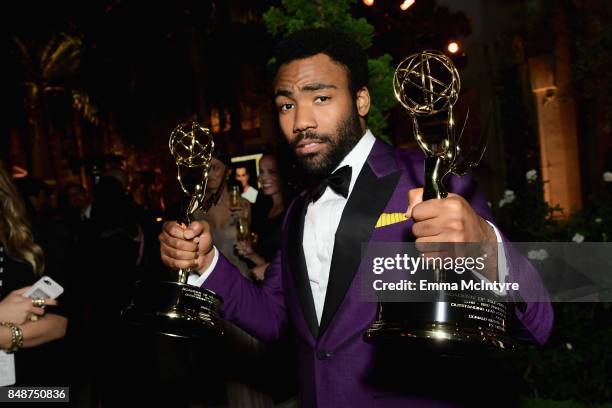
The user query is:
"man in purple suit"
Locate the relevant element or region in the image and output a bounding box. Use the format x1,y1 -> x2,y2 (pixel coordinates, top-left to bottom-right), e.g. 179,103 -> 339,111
160,29 -> 553,407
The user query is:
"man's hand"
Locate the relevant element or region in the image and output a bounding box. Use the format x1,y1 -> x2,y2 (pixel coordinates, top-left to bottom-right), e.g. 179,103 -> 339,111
159,221 -> 215,275
406,188 -> 498,281
235,240 -> 254,258
406,188 -> 496,244
250,263 -> 269,282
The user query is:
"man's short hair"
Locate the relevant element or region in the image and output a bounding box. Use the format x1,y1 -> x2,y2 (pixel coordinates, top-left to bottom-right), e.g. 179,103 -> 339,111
272,28 -> 368,96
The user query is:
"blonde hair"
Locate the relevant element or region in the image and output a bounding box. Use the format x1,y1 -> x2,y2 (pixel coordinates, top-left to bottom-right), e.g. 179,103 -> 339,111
0,161 -> 45,276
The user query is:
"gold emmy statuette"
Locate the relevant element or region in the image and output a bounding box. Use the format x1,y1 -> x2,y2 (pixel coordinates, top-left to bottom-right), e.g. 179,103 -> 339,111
364,51 -> 513,351
123,122 -> 223,338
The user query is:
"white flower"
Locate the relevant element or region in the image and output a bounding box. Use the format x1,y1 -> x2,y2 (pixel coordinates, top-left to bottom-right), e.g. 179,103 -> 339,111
498,190 -> 515,207
526,169 -> 538,182
572,233 -> 585,243
603,171 -> 612,182
527,249 -> 549,261
595,218 -> 602,224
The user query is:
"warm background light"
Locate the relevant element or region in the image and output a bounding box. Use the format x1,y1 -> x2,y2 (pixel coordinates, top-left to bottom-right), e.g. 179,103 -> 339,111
363,0 -> 374,6
447,41 -> 459,54
400,0 -> 415,11
10,165 -> 28,179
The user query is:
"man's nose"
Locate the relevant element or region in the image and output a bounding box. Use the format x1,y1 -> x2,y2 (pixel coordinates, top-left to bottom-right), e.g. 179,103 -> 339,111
293,105 -> 316,134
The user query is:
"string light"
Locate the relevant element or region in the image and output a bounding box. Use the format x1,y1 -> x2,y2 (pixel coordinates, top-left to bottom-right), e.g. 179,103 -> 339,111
400,0 -> 415,11
447,41 -> 460,54
363,0 -> 374,6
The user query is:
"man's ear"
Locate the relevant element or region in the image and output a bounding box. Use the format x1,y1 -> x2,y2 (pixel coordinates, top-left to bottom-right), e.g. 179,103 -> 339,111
355,87 -> 371,117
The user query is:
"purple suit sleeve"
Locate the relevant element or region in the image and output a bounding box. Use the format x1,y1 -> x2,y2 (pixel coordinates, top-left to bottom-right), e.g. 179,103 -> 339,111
503,242 -> 554,344
449,174 -> 554,344
201,250 -> 288,343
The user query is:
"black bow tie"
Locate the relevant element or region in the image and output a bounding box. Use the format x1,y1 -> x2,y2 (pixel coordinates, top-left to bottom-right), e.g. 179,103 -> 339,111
311,165 -> 352,202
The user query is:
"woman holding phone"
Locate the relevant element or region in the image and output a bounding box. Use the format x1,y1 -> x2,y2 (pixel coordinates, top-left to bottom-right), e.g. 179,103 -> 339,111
0,160 -> 67,386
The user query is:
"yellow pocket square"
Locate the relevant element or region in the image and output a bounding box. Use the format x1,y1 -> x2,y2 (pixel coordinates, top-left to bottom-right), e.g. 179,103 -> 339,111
375,212 -> 408,228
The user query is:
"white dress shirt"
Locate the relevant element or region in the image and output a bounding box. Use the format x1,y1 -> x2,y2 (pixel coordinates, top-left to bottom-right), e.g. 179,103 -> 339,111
304,130 -> 376,322
241,187 -> 258,204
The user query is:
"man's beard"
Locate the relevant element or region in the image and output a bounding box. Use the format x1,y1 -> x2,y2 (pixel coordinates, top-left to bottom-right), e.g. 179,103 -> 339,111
292,107 -> 364,176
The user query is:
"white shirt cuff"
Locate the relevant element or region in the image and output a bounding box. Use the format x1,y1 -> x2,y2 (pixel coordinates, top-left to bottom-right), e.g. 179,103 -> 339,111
187,246 -> 219,287
470,221 -> 508,296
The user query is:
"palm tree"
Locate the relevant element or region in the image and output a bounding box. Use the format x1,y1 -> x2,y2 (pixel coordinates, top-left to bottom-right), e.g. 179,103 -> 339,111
15,32 -> 98,179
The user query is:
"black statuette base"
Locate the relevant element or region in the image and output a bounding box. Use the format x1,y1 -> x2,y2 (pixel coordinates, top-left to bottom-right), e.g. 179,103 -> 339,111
122,280 -> 223,339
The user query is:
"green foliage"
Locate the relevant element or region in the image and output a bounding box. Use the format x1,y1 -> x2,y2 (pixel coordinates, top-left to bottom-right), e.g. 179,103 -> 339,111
495,171 -> 612,405
263,0 -> 396,143
494,178 -> 563,242
15,33 -> 99,125
264,0 -> 374,49
366,54 -> 395,139
569,1 -> 612,129
517,302 -> 612,405
494,170 -> 611,242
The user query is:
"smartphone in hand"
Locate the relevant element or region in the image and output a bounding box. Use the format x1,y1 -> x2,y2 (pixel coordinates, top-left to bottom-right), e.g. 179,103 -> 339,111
24,276 -> 64,299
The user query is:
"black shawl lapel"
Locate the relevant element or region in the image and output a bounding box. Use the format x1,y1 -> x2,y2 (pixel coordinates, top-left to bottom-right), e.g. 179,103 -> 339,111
286,192 -> 319,338
318,163 -> 401,337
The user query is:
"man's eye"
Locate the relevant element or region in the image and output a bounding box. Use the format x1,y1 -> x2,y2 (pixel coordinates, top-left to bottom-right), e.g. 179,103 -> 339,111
279,103 -> 294,112
315,96 -> 331,103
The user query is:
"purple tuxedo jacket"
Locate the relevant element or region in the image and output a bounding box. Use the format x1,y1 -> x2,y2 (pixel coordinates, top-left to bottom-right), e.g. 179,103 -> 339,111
203,139 -> 553,407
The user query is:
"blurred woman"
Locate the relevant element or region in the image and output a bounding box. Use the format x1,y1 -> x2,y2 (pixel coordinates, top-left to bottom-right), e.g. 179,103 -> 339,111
236,153 -> 289,280
0,160 -> 67,386
201,146 -> 251,276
